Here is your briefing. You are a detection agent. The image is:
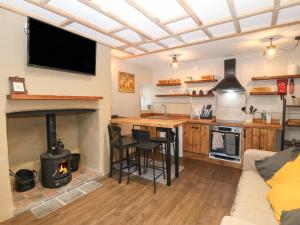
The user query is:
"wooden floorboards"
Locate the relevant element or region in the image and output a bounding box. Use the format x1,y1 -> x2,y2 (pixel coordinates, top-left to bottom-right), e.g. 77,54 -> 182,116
1,158 -> 241,225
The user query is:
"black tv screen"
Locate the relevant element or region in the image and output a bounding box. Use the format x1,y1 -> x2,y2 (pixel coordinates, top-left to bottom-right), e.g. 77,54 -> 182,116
28,18 -> 96,75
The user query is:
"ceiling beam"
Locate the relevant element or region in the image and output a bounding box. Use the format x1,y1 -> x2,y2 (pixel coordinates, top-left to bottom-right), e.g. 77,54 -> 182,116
226,0 -> 241,33
176,0 -> 213,38
125,0 -> 185,46
79,0 -> 153,43
271,0 -> 281,25
162,14 -> 190,25
39,0 -> 50,5
59,19 -> 74,28
25,0 -> 148,53
123,20 -> 300,59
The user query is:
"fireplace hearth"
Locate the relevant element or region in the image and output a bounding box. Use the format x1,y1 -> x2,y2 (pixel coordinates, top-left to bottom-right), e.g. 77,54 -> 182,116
40,113 -> 72,188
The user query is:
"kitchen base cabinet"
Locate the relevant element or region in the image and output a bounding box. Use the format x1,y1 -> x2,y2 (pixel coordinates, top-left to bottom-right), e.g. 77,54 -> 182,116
183,123 -> 209,155
243,128 -> 277,152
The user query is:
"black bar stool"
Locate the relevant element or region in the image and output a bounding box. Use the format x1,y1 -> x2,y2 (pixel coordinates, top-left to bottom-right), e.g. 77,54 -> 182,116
131,129 -> 164,193
150,127 -> 176,174
108,125 -> 138,184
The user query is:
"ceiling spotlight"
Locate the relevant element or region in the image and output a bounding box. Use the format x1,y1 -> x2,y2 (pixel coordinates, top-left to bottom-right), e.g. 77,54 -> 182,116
170,55 -> 179,69
264,37 -> 277,58
264,36 -> 300,59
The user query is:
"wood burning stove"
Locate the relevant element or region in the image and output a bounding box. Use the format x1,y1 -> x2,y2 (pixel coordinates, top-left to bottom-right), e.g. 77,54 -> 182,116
40,114 -> 72,188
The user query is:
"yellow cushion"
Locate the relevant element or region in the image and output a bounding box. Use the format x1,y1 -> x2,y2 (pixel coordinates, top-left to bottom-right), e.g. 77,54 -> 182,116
267,155 -> 300,188
268,181 -> 300,221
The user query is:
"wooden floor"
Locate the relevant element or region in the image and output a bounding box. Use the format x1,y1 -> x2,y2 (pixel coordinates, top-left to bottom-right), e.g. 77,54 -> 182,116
1,158 -> 241,225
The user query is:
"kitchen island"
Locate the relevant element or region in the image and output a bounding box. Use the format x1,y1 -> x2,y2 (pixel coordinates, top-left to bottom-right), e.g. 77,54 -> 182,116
110,117 -> 187,186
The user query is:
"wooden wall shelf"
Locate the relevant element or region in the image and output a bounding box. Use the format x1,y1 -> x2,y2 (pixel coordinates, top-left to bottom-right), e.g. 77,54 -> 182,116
7,94 -> 103,101
184,79 -> 218,84
286,119 -> 300,127
156,83 -> 181,86
286,105 -> 300,107
284,140 -> 300,147
189,94 -> 214,97
155,94 -> 215,97
155,94 -> 188,97
252,74 -> 300,81
250,92 -> 277,96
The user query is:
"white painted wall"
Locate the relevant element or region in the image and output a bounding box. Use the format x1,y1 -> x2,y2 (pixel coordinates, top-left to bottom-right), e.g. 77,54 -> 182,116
0,9 -> 112,222
111,58 -> 152,117
151,50 -> 300,140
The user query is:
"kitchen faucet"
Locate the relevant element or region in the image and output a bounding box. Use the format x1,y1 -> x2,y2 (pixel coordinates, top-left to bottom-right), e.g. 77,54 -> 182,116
161,104 -> 167,118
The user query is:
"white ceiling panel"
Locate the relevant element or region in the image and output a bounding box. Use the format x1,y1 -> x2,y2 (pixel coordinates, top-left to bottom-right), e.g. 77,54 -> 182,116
280,0 -> 300,6
0,0 -> 66,24
165,17 -> 198,34
48,0 -> 122,32
159,37 -> 183,47
139,42 -> 163,51
132,0 -> 187,23
234,0 -> 274,16
277,5 -> 300,23
111,49 -> 131,58
186,0 -> 231,24
208,22 -> 236,37
124,47 -> 145,55
240,12 -> 272,31
114,29 -> 142,43
66,23 -> 125,47
92,0 -> 168,39
180,30 -> 208,43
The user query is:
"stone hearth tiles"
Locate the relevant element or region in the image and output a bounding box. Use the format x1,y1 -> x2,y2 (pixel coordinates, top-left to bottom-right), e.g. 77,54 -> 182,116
31,199 -> 63,219
79,181 -> 103,194
30,181 -> 103,219
13,167 -> 101,216
58,189 -> 85,204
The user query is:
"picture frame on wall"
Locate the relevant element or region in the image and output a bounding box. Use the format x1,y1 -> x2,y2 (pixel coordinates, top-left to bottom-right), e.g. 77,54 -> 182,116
118,71 -> 135,93
9,76 -> 28,94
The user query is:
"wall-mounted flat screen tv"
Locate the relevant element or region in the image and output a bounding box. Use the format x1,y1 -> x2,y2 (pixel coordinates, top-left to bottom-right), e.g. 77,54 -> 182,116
28,18 -> 96,75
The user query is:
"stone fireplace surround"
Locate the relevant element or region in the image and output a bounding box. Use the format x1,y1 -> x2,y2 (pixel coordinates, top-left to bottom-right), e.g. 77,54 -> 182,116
1,99 -> 110,221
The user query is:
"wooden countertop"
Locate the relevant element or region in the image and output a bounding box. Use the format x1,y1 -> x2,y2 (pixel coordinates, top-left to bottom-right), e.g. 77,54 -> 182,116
138,114 -> 283,130
110,117 -> 187,128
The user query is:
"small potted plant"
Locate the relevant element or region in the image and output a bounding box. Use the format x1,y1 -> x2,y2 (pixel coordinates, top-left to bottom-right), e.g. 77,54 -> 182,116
241,105 -> 257,123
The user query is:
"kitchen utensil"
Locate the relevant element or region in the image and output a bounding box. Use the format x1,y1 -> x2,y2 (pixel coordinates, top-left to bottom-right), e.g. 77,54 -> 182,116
10,169 -> 37,192
199,90 -> 203,96
266,113 -> 272,124
241,107 -> 247,114
249,105 -> 254,114
192,90 -> 196,95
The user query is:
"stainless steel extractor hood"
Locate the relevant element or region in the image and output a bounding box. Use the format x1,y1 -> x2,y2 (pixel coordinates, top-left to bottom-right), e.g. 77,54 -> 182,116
213,58 -> 245,92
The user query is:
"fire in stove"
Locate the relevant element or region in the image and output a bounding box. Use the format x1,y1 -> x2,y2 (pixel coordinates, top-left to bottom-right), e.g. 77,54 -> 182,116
58,162 -> 68,175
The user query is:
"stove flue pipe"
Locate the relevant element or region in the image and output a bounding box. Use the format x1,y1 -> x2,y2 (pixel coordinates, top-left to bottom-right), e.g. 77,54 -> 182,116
46,113 -> 57,153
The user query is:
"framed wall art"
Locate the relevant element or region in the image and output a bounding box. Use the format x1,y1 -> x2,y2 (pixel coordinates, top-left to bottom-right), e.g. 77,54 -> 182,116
9,76 -> 28,94
118,71 -> 135,93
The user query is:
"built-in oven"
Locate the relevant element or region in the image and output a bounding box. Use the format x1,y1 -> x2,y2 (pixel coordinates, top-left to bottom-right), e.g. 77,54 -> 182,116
209,125 -> 243,164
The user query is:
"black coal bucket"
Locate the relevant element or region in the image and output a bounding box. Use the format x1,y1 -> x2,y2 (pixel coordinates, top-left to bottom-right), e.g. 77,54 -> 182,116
10,169 -> 37,192
70,153 -> 81,172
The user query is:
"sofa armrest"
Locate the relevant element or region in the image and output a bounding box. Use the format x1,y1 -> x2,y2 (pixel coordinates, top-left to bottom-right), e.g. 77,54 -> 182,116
220,216 -> 256,225
243,149 -> 276,171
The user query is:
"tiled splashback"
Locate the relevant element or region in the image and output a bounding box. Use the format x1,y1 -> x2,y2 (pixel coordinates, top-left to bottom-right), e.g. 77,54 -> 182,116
216,92 -> 246,121
152,102 -> 192,115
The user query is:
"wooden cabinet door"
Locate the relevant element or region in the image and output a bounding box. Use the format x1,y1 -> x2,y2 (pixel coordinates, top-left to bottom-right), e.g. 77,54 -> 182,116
199,125 -> 209,155
183,124 -> 193,152
184,123 -> 209,155
243,128 -> 277,152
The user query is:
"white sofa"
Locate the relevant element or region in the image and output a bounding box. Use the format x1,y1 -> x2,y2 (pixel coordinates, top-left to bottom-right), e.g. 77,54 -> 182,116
220,149 -> 278,225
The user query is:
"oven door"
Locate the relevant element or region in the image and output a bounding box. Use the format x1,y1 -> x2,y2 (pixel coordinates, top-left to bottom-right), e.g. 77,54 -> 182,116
224,132 -> 240,156
210,131 -> 241,158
